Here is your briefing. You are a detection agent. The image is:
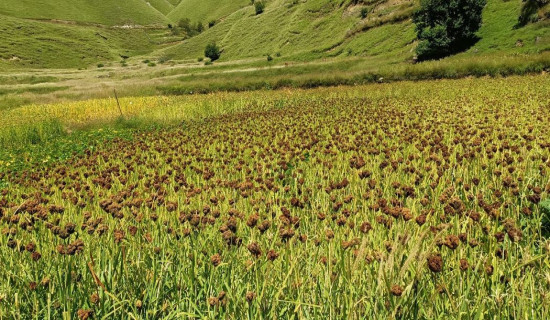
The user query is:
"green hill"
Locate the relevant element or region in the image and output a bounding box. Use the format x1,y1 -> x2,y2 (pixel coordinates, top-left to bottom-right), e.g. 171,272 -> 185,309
0,14 -> 161,69
0,0 -> 548,70
161,0 -> 413,61
160,0 -> 549,63
0,0 -> 169,26
166,0 -> 183,6
144,0 -> 176,16
167,0 -> 250,24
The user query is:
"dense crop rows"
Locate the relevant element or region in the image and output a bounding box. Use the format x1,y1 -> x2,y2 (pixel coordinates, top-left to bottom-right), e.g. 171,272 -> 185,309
1,76 -> 550,319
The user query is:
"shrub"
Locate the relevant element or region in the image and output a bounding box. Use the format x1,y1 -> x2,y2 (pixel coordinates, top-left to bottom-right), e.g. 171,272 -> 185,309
158,55 -> 171,64
170,26 -> 181,35
205,43 -> 221,61
148,62 -> 156,67
97,63 -> 104,68
267,54 -> 273,62
255,1 -> 265,15
413,0 -> 486,61
196,22 -> 204,33
178,18 -> 193,34
360,8 -> 368,19
209,20 -> 216,28
518,0 -> 549,27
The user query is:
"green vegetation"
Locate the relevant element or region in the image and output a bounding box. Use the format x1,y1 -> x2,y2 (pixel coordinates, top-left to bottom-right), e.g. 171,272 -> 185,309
172,18 -> 205,38
1,0 -> 550,318
0,14 -> 160,69
154,52 -> 549,95
0,0 -> 169,26
205,43 -> 221,61
160,0 -> 548,65
167,0 -> 250,24
414,0 -> 487,60
1,75 -> 550,318
0,85 -> 67,97
144,0 -> 176,16
254,1 -> 266,15
518,0 -> 550,27
0,75 -> 58,85
0,0 -> 548,75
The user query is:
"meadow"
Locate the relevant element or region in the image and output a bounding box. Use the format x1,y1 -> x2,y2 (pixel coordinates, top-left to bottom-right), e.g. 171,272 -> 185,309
1,75 -> 549,319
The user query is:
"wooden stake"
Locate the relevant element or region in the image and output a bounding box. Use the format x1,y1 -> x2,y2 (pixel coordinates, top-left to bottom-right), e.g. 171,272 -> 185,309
114,89 -> 123,118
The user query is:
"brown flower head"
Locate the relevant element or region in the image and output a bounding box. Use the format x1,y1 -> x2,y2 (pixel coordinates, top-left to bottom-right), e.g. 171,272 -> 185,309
427,253 -> 443,273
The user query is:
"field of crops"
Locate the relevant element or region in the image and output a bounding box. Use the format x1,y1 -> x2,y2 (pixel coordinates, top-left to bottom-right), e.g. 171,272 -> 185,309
1,75 -> 550,319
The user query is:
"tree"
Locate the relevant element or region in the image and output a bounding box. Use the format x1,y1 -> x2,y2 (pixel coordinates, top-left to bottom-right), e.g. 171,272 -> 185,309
196,21 -> 204,33
360,7 -> 368,19
178,18 -> 192,34
413,0 -> 486,61
255,1 -> 265,15
205,43 -> 221,61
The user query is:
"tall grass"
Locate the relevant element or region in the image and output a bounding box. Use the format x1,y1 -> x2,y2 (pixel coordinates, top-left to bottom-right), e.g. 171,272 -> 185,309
158,53 -> 550,95
0,119 -> 66,149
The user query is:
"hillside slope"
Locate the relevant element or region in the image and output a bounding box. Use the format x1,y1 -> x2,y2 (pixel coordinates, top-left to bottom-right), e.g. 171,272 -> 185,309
161,0 -> 416,61
0,14 -> 162,69
167,0 -> 250,24
0,0 -> 548,70
160,0 -> 549,63
0,0 -> 169,26
144,0 -> 176,16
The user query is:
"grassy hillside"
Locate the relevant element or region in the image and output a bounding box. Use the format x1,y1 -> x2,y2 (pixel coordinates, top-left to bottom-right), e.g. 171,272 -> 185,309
143,0 -> 175,16
160,0 -> 549,63
162,0 -> 407,61
168,0 -> 250,24
0,14 -> 160,69
0,0 -> 548,72
464,0 -> 550,55
0,0 -> 169,26
166,0 -> 183,6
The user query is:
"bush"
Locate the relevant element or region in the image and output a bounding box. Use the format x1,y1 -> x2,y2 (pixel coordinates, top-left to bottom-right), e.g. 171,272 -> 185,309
267,54 -> 273,62
255,1 -> 265,15
178,18 -> 204,37
178,18 -> 193,34
158,55 -> 171,64
360,8 -> 368,19
148,62 -> 156,67
205,43 -> 221,61
413,0 -> 486,61
97,63 -> 104,68
518,0 -> 549,27
208,20 -> 216,28
196,22 -> 204,33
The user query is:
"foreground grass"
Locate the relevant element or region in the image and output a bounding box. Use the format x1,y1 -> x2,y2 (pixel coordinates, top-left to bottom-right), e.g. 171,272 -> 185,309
0,75 -> 549,318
